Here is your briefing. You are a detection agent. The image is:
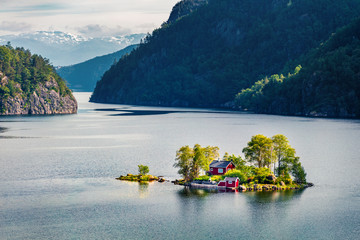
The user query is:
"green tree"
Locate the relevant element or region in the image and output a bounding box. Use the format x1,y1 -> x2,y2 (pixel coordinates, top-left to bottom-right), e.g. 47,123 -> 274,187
138,165 -> 149,175
223,152 -> 246,170
174,144 -> 219,181
242,134 -> 274,168
174,145 -> 193,181
291,157 -> 307,183
272,134 -> 296,176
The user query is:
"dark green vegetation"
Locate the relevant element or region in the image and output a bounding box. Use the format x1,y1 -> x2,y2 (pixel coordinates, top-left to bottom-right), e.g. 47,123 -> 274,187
235,18 -> 360,118
0,44 -> 77,115
91,0 -> 360,115
176,134 -> 308,189
57,45 -> 137,92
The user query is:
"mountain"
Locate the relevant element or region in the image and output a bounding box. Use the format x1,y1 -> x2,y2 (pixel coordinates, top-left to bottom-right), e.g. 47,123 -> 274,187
0,31 -> 145,66
90,0 -> 360,108
167,0 -> 208,24
56,45 -> 138,92
235,18 -> 360,118
0,44 -> 77,115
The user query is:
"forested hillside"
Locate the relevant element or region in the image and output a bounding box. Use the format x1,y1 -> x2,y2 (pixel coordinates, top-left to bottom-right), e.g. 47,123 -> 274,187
91,0 -> 360,110
57,45 -> 137,92
235,18 -> 360,118
0,44 -> 77,115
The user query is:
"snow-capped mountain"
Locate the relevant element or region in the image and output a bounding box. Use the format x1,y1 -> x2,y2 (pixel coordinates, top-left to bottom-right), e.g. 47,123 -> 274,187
0,31 -> 145,66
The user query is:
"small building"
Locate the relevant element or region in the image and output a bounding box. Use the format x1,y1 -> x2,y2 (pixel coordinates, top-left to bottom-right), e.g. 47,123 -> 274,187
209,160 -> 235,175
218,177 -> 239,188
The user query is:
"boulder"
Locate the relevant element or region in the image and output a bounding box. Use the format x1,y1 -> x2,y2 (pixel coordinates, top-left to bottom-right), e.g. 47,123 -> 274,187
266,174 -> 277,183
239,185 -> 247,191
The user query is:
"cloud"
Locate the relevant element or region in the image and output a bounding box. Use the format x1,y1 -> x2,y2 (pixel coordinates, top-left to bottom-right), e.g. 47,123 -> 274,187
76,24 -> 131,38
0,21 -> 33,32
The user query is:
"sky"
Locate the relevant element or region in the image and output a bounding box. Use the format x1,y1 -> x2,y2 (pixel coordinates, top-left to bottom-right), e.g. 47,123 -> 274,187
0,0 -> 179,37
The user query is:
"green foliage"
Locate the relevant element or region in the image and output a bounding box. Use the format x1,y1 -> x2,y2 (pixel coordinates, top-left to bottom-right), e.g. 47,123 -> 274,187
223,153 -> 246,170
209,175 -> 224,182
291,158 -> 307,183
224,169 -> 247,183
138,165 -> 150,175
242,134 -> 274,168
194,175 -> 210,181
272,134 -> 296,176
0,44 -> 73,104
174,144 -> 219,181
235,17 -> 360,118
91,0 -> 360,108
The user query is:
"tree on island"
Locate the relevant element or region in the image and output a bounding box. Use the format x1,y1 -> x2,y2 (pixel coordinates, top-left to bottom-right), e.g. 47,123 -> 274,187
138,165 -> 149,175
174,144 -> 219,181
242,135 -> 274,168
242,134 -> 307,183
272,134 -> 296,175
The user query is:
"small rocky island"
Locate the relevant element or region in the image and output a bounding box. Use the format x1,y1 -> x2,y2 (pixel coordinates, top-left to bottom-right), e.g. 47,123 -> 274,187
0,44 -> 77,115
116,165 -> 165,183
174,134 -> 314,192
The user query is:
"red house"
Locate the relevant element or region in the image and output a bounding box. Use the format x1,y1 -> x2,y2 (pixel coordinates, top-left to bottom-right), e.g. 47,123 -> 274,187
218,177 -> 239,188
209,160 -> 235,175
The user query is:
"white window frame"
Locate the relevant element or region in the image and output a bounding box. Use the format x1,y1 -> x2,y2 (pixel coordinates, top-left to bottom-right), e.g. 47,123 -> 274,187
218,168 -> 223,173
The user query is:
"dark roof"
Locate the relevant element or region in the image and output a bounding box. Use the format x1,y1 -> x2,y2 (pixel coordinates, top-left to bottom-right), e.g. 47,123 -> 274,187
209,160 -> 233,168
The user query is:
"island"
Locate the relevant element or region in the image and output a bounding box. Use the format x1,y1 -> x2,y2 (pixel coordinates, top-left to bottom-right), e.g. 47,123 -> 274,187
116,165 -> 165,183
173,134 -> 314,191
0,44 -> 77,115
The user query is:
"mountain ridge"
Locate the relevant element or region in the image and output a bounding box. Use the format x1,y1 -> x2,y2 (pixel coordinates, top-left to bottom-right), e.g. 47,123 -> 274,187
90,0 -> 360,111
56,45 -> 138,92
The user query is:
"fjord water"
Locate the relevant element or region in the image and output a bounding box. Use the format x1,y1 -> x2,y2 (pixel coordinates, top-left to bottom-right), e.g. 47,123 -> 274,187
1,93 -> 359,240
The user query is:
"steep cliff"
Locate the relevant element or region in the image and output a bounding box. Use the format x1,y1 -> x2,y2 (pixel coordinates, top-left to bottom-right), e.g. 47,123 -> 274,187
0,45 -> 77,115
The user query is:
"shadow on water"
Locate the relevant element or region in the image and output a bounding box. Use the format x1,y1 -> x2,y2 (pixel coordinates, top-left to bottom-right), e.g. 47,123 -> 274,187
94,108 -> 233,116
243,189 -> 305,203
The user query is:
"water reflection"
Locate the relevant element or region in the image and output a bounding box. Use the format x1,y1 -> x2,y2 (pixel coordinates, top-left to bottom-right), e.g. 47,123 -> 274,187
178,187 -> 217,198
138,182 -> 149,198
243,189 -> 305,203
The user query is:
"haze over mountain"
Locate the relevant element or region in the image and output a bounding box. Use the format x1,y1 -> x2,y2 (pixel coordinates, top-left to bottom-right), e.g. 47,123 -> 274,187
90,0 -> 360,119
0,31 -> 145,66
57,45 -> 138,92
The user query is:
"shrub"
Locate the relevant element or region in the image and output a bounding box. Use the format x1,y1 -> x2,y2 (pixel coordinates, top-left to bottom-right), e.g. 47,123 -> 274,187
209,175 -> 225,182
194,175 -> 210,181
251,167 -> 275,184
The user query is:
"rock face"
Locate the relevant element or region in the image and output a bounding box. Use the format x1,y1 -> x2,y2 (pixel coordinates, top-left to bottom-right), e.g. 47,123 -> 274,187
0,72 -> 77,115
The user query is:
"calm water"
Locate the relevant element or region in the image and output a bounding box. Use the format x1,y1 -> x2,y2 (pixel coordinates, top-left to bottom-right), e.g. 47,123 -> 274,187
0,93 -> 359,240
